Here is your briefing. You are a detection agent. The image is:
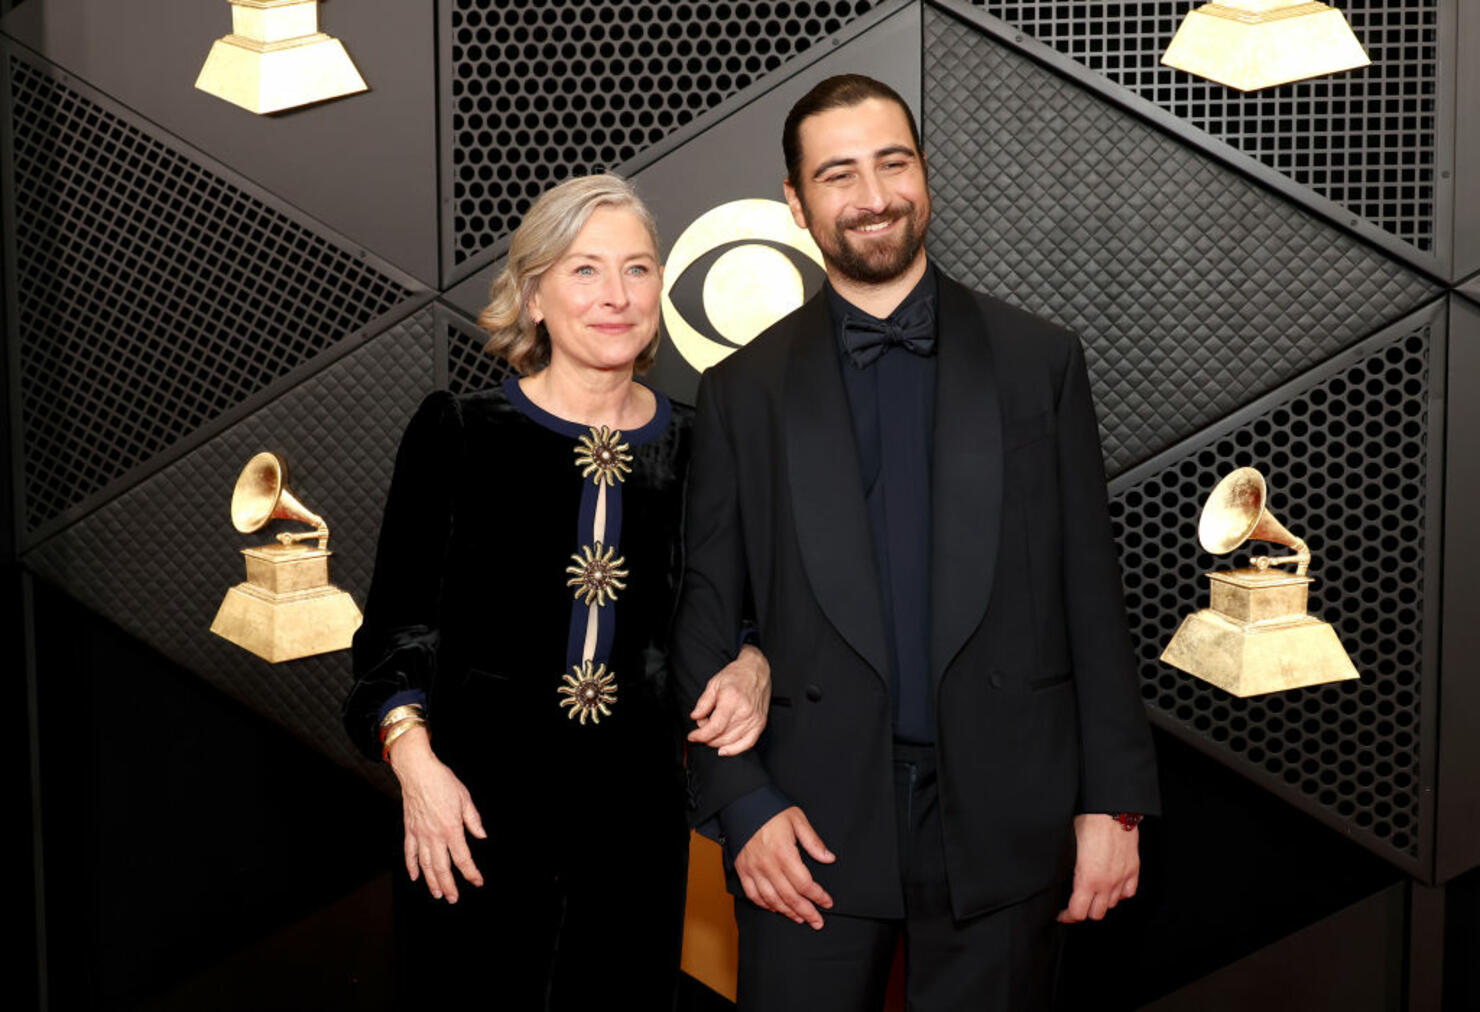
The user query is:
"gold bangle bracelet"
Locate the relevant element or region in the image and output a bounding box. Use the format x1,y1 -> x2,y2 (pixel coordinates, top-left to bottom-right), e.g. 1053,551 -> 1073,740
380,703 -> 426,729
381,718 -> 426,761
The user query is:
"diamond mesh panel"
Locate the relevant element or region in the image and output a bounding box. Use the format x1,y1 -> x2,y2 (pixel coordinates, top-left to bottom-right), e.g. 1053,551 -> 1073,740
923,8 -> 1438,474
8,54 -> 419,533
969,1 -> 1440,253
446,307 -> 517,394
1112,321 -> 1431,863
22,311 -> 438,775
448,0 -> 874,264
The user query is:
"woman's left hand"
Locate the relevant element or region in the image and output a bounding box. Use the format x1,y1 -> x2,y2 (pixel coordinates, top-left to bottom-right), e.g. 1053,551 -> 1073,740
689,643 -> 771,756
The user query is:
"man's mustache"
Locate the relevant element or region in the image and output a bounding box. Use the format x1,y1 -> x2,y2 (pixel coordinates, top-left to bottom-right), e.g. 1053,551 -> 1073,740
838,204 -> 914,231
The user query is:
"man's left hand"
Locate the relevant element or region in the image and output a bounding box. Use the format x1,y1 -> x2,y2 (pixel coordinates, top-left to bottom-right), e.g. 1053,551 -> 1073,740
1057,813 -> 1140,923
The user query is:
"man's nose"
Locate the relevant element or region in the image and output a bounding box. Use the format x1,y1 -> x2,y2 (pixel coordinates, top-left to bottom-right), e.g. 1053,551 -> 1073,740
856,170 -> 889,212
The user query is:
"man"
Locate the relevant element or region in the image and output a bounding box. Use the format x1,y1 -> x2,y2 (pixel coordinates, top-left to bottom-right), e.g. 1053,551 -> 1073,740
672,74 -> 1160,1009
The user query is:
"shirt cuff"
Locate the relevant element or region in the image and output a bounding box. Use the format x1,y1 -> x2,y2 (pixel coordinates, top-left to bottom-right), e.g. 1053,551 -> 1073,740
716,785 -> 792,863
376,689 -> 427,726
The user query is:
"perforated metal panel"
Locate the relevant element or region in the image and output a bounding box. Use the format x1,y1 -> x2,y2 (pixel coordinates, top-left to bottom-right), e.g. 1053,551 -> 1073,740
447,0 -> 875,268
923,7 -> 1438,475
6,52 -> 421,535
21,310 -> 439,776
1110,313 -> 1436,866
970,1 -> 1441,253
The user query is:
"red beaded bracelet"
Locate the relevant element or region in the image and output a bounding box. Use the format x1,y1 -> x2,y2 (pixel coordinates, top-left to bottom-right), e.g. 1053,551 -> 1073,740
1112,812 -> 1143,832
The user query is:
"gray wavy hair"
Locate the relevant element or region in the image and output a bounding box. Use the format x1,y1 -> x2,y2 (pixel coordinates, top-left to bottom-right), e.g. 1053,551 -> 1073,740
477,173 -> 662,375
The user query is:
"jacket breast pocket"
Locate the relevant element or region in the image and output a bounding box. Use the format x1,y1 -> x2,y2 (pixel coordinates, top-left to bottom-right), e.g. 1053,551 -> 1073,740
1003,410 -> 1057,504
1003,409 -> 1055,452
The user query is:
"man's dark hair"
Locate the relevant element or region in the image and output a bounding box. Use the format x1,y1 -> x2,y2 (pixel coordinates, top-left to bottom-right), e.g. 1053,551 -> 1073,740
782,74 -> 923,186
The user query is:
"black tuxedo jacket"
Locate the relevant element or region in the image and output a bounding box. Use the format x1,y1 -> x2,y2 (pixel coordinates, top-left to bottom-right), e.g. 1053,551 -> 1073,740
671,272 -> 1159,921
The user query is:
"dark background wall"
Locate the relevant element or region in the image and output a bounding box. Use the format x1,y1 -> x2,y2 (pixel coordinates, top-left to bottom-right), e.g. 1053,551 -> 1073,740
4,1 -> 1477,1009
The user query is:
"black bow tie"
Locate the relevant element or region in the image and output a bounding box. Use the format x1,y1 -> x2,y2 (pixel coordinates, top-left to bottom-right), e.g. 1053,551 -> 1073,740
840,295 -> 938,368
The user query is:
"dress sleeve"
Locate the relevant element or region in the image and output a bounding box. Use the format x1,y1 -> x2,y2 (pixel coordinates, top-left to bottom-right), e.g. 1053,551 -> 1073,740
342,390 -> 462,761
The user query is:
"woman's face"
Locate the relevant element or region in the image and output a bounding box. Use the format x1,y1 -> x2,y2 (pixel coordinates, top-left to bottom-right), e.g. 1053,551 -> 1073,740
528,205 -> 663,375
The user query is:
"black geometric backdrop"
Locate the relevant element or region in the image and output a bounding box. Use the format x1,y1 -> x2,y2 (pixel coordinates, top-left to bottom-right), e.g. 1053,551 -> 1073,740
6,52 -> 425,539
973,1 -> 1442,255
1112,309 -> 1437,869
447,0 -> 877,272
922,6 -> 1438,476
23,310 -> 438,774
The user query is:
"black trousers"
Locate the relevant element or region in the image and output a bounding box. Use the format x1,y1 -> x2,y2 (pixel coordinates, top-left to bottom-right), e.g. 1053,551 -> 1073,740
735,744 -> 1064,1011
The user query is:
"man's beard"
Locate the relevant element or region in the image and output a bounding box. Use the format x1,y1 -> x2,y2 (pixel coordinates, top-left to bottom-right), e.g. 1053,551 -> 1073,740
815,200 -> 930,285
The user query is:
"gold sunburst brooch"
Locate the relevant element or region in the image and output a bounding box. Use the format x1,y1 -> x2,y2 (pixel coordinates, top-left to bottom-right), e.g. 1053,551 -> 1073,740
574,425 -> 633,487
566,542 -> 629,606
558,660 -> 617,724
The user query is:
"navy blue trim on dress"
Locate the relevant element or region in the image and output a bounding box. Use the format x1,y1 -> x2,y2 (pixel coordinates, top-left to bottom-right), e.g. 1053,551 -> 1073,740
503,376 -> 664,672
500,376 -> 671,445
376,688 -> 427,724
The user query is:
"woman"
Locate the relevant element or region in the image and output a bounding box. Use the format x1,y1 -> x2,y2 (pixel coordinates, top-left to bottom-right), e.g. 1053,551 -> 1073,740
343,174 -> 768,1008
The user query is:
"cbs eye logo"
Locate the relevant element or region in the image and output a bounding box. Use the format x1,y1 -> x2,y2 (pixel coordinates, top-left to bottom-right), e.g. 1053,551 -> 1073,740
661,199 -> 825,373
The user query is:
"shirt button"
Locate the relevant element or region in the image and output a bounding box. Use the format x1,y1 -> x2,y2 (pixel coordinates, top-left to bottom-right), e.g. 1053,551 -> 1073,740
989,670 -> 1006,689
805,684 -> 823,702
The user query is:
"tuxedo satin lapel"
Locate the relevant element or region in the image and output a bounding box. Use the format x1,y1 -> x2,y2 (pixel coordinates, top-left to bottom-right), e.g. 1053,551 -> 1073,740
784,295 -> 891,684
931,277 -> 1003,683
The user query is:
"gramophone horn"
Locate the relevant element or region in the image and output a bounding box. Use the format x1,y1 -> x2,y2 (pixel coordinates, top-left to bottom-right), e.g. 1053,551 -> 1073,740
229,452 -> 329,549
1197,467 -> 1310,576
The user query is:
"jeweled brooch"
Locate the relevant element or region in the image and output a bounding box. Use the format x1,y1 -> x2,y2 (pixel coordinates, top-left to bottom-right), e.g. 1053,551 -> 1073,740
566,542 -> 629,606
558,660 -> 617,724
574,426 -> 633,487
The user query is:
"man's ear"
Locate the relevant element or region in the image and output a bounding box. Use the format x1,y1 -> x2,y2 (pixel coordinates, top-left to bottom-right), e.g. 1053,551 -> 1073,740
783,179 -> 808,231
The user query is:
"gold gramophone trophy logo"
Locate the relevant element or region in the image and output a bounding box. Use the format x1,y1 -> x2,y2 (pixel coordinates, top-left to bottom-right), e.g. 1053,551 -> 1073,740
1160,467 -> 1357,696
210,452 -> 362,662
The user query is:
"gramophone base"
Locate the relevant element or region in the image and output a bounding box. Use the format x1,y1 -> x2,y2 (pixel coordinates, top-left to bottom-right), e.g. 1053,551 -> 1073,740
1161,3 -> 1370,92
211,583 -> 362,662
195,32 -> 367,114
1161,608 -> 1358,697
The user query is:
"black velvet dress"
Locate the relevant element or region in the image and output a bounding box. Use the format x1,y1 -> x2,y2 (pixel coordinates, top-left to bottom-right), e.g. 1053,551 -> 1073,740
344,377 -> 693,1009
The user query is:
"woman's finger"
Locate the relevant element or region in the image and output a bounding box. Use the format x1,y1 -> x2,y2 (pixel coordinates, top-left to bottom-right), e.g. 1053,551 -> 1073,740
449,835 -> 484,889
419,847 -> 443,899
462,795 -> 488,840
404,831 -> 421,881
689,681 -> 719,721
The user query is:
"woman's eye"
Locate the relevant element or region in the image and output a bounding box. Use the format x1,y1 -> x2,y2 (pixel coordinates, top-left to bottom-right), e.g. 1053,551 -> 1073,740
627,264 -> 650,277
574,265 -> 596,277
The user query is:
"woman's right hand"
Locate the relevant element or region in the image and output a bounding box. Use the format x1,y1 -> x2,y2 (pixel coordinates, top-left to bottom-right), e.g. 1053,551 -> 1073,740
387,725 -> 487,903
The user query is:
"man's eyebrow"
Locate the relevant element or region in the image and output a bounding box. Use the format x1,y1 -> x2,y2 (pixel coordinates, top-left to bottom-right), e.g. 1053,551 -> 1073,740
811,145 -> 918,180
811,156 -> 858,180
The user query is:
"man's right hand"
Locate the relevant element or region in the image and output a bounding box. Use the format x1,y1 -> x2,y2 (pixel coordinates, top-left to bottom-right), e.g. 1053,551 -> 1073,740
734,806 -> 836,929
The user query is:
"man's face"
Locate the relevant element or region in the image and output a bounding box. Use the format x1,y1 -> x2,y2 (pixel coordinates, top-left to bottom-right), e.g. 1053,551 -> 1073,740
784,97 -> 931,286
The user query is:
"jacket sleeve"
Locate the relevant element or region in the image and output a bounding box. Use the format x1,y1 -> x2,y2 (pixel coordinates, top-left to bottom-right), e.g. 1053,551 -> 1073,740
342,390 -> 461,762
670,369 -> 776,825
1056,336 -> 1162,815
